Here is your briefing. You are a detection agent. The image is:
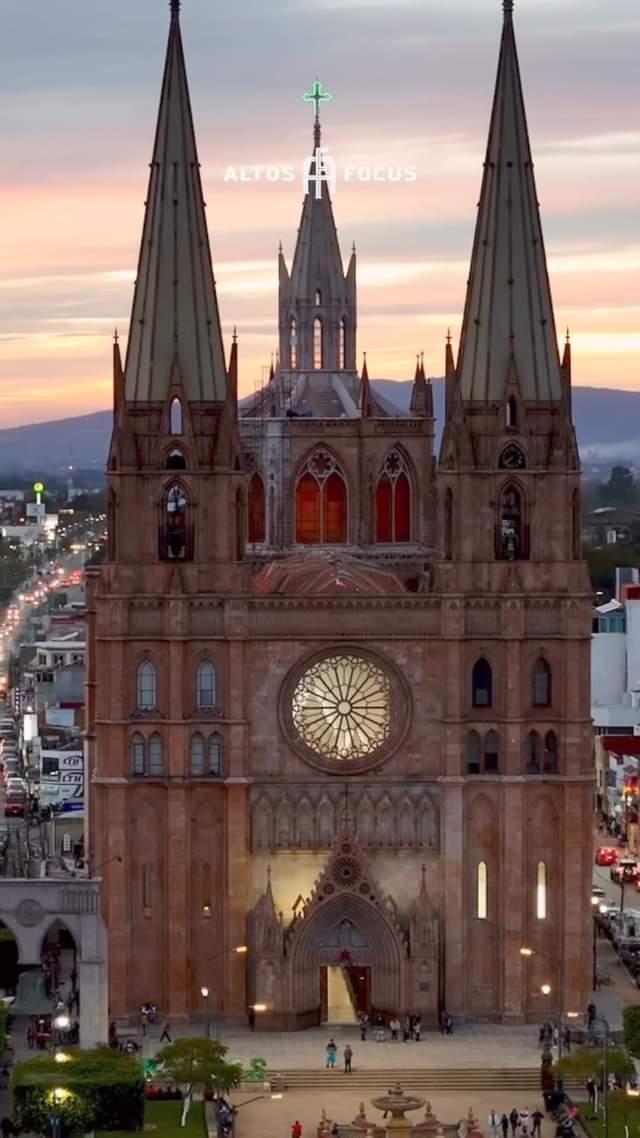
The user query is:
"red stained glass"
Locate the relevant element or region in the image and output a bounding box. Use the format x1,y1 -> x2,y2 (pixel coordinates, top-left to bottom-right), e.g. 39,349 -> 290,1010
324,473 -> 347,542
248,473 -> 266,543
296,472 -> 321,543
376,475 -> 392,541
395,472 -> 411,541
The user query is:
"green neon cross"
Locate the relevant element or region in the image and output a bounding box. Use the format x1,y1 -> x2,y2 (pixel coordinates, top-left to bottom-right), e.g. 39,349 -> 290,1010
302,80 -> 332,118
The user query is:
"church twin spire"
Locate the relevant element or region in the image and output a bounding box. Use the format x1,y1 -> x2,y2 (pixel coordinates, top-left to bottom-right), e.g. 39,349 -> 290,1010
124,0 -> 227,404
455,0 -> 564,405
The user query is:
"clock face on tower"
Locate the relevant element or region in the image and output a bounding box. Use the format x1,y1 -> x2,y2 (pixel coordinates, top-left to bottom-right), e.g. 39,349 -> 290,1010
498,443 -> 526,470
282,648 -> 410,773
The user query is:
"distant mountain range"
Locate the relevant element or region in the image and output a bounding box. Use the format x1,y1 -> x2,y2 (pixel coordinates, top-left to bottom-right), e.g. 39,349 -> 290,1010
0,381 -> 639,476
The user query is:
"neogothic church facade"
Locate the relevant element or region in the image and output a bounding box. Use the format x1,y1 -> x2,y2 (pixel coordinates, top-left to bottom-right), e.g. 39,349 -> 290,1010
87,0 -> 593,1027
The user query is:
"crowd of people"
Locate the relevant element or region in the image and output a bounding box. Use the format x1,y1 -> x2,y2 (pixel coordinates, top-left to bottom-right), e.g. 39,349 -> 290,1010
357,1011 -> 424,1042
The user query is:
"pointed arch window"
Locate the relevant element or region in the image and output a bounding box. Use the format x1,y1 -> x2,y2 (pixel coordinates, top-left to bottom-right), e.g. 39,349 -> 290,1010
506,396 -> 518,430
544,730 -> 558,774
208,733 -> 223,777
375,450 -> 411,542
196,661 -> 216,710
295,450 -> 347,544
147,733 -> 164,777
190,733 -> 205,777
533,659 -> 552,707
137,662 -> 157,711
339,319 -> 346,370
472,658 -> 492,708
162,482 -> 190,561
167,448 -> 186,470
315,289 -> 322,307
170,397 -> 183,436
526,730 -> 541,774
131,733 -> 146,776
497,483 -> 528,560
483,729 -> 499,773
247,472 -> 266,543
289,317 -> 298,370
444,487 -> 453,559
536,861 -> 547,920
466,730 -> 481,775
477,862 -> 488,920
313,318 -> 323,369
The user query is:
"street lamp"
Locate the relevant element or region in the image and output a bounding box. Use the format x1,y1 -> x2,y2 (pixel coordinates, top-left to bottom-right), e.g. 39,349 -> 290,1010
200,986 -> 210,1039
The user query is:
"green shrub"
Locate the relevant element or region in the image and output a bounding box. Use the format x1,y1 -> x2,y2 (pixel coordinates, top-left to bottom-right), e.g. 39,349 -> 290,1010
11,1046 -> 145,1132
623,1006 -> 640,1057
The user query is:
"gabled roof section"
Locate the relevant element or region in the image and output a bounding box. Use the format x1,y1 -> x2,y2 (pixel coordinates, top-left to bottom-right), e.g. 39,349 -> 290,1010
124,2 -> 227,403
457,1 -> 563,404
287,122 -> 348,304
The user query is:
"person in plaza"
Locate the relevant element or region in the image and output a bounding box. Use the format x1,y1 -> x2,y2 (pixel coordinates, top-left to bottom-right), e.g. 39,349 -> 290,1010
413,1014 -> 422,1042
402,1015 -> 411,1041
487,1109 -> 499,1136
587,1002 -> 596,1030
325,1038 -> 337,1069
140,1005 -> 149,1036
389,1015 -> 400,1041
508,1108 -> 519,1137
499,1115 -> 509,1138
374,1013 -> 385,1042
159,1018 -> 172,1043
343,1043 -> 353,1073
531,1109 -> 543,1138
359,1012 -> 368,1041
291,1122 -> 302,1138
561,1025 -> 571,1053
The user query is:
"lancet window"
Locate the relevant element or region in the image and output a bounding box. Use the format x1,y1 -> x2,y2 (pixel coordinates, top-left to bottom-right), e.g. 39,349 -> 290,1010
375,450 -> 411,542
295,450 -> 347,544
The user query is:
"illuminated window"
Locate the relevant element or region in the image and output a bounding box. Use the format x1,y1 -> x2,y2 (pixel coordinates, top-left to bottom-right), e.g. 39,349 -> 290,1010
190,733 -> 205,776
137,662 -> 157,711
208,733 -> 223,776
131,733 -> 146,776
248,473 -> 266,543
295,450 -> 347,544
536,861 -> 547,920
477,861 -> 488,919
375,450 -> 411,542
148,733 -> 164,777
170,397 -> 183,435
339,319 -> 346,369
197,662 -> 216,710
315,289 -> 322,306
289,318 -> 298,370
472,658 -> 492,708
313,318 -> 323,369
533,659 -> 551,707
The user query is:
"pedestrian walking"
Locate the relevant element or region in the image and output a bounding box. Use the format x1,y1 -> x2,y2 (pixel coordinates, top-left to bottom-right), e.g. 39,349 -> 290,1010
587,1002 -> 596,1030
413,1015 -> 422,1042
159,1019 -> 172,1043
325,1038 -> 337,1069
499,1117 -> 509,1138
508,1108 -> 519,1138
562,1026 -> 571,1053
487,1110 -> 499,1136
359,1012 -> 368,1041
389,1016 -> 400,1041
140,1006 -> 149,1036
531,1109 -> 543,1138
292,1121 -> 302,1138
586,1076 -> 596,1106
343,1044 -> 353,1073
402,1016 -> 411,1042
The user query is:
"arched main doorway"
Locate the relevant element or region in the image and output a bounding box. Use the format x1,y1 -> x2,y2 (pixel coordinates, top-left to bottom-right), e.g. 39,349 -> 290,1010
286,892 -> 406,1025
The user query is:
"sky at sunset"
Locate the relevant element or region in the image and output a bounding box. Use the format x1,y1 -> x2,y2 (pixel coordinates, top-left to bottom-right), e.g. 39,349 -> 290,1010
1,0 -> 639,427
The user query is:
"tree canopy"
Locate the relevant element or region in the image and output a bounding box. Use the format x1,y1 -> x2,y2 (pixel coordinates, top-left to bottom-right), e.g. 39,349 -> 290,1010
155,1037 -> 243,1094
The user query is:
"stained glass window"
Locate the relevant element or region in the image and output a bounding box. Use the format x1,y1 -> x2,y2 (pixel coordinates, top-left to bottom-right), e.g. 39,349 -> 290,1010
295,450 -> 347,543
375,451 -> 411,542
291,653 -> 392,761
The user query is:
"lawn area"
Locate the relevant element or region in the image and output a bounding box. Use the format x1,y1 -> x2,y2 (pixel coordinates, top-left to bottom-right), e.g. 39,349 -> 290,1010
97,1100 -> 207,1138
575,1097 -> 640,1138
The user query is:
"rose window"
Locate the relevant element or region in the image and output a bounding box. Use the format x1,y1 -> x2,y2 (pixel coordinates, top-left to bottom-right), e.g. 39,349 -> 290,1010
290,653 -> 392,762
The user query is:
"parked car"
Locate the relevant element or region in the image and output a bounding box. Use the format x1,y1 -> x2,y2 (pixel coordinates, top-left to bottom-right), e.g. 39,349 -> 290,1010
4,792 -> 26,817
596,846 -> 619,866
611,859 -> 640,884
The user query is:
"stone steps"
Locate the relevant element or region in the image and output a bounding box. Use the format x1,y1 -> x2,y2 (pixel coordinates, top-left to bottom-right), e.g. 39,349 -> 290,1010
250,1068 -> 544,1091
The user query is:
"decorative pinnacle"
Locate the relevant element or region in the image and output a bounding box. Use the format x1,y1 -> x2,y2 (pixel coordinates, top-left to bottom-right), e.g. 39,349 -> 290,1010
565,327 -> 571,344
113,327 -> 119,344
446,328 -> 452,345
170,0 -> 181,14
232,325 -> 238,344
503,0 -> 513,14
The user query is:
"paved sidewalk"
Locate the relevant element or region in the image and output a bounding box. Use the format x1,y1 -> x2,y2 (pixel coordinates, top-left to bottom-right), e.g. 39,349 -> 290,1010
142,1021 -> 543,1070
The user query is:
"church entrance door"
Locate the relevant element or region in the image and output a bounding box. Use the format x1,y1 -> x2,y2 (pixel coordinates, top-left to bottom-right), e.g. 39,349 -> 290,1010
319,965 -> 359,1024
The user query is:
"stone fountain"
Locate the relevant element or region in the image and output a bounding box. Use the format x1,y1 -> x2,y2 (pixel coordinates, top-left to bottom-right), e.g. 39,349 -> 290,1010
371,1082 -> 426,1138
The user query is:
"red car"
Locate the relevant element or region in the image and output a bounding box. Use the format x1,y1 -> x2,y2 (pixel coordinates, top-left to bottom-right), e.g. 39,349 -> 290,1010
611,858 -> 640,884
595,846 -> 619,866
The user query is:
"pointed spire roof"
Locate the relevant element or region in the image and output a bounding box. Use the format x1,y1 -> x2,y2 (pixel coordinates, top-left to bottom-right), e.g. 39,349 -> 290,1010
359,353 -> 372,417
287,118 -> 347,303
124,3 -> 227,403
457,1 -> 563,403
410,352 -> 430,416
